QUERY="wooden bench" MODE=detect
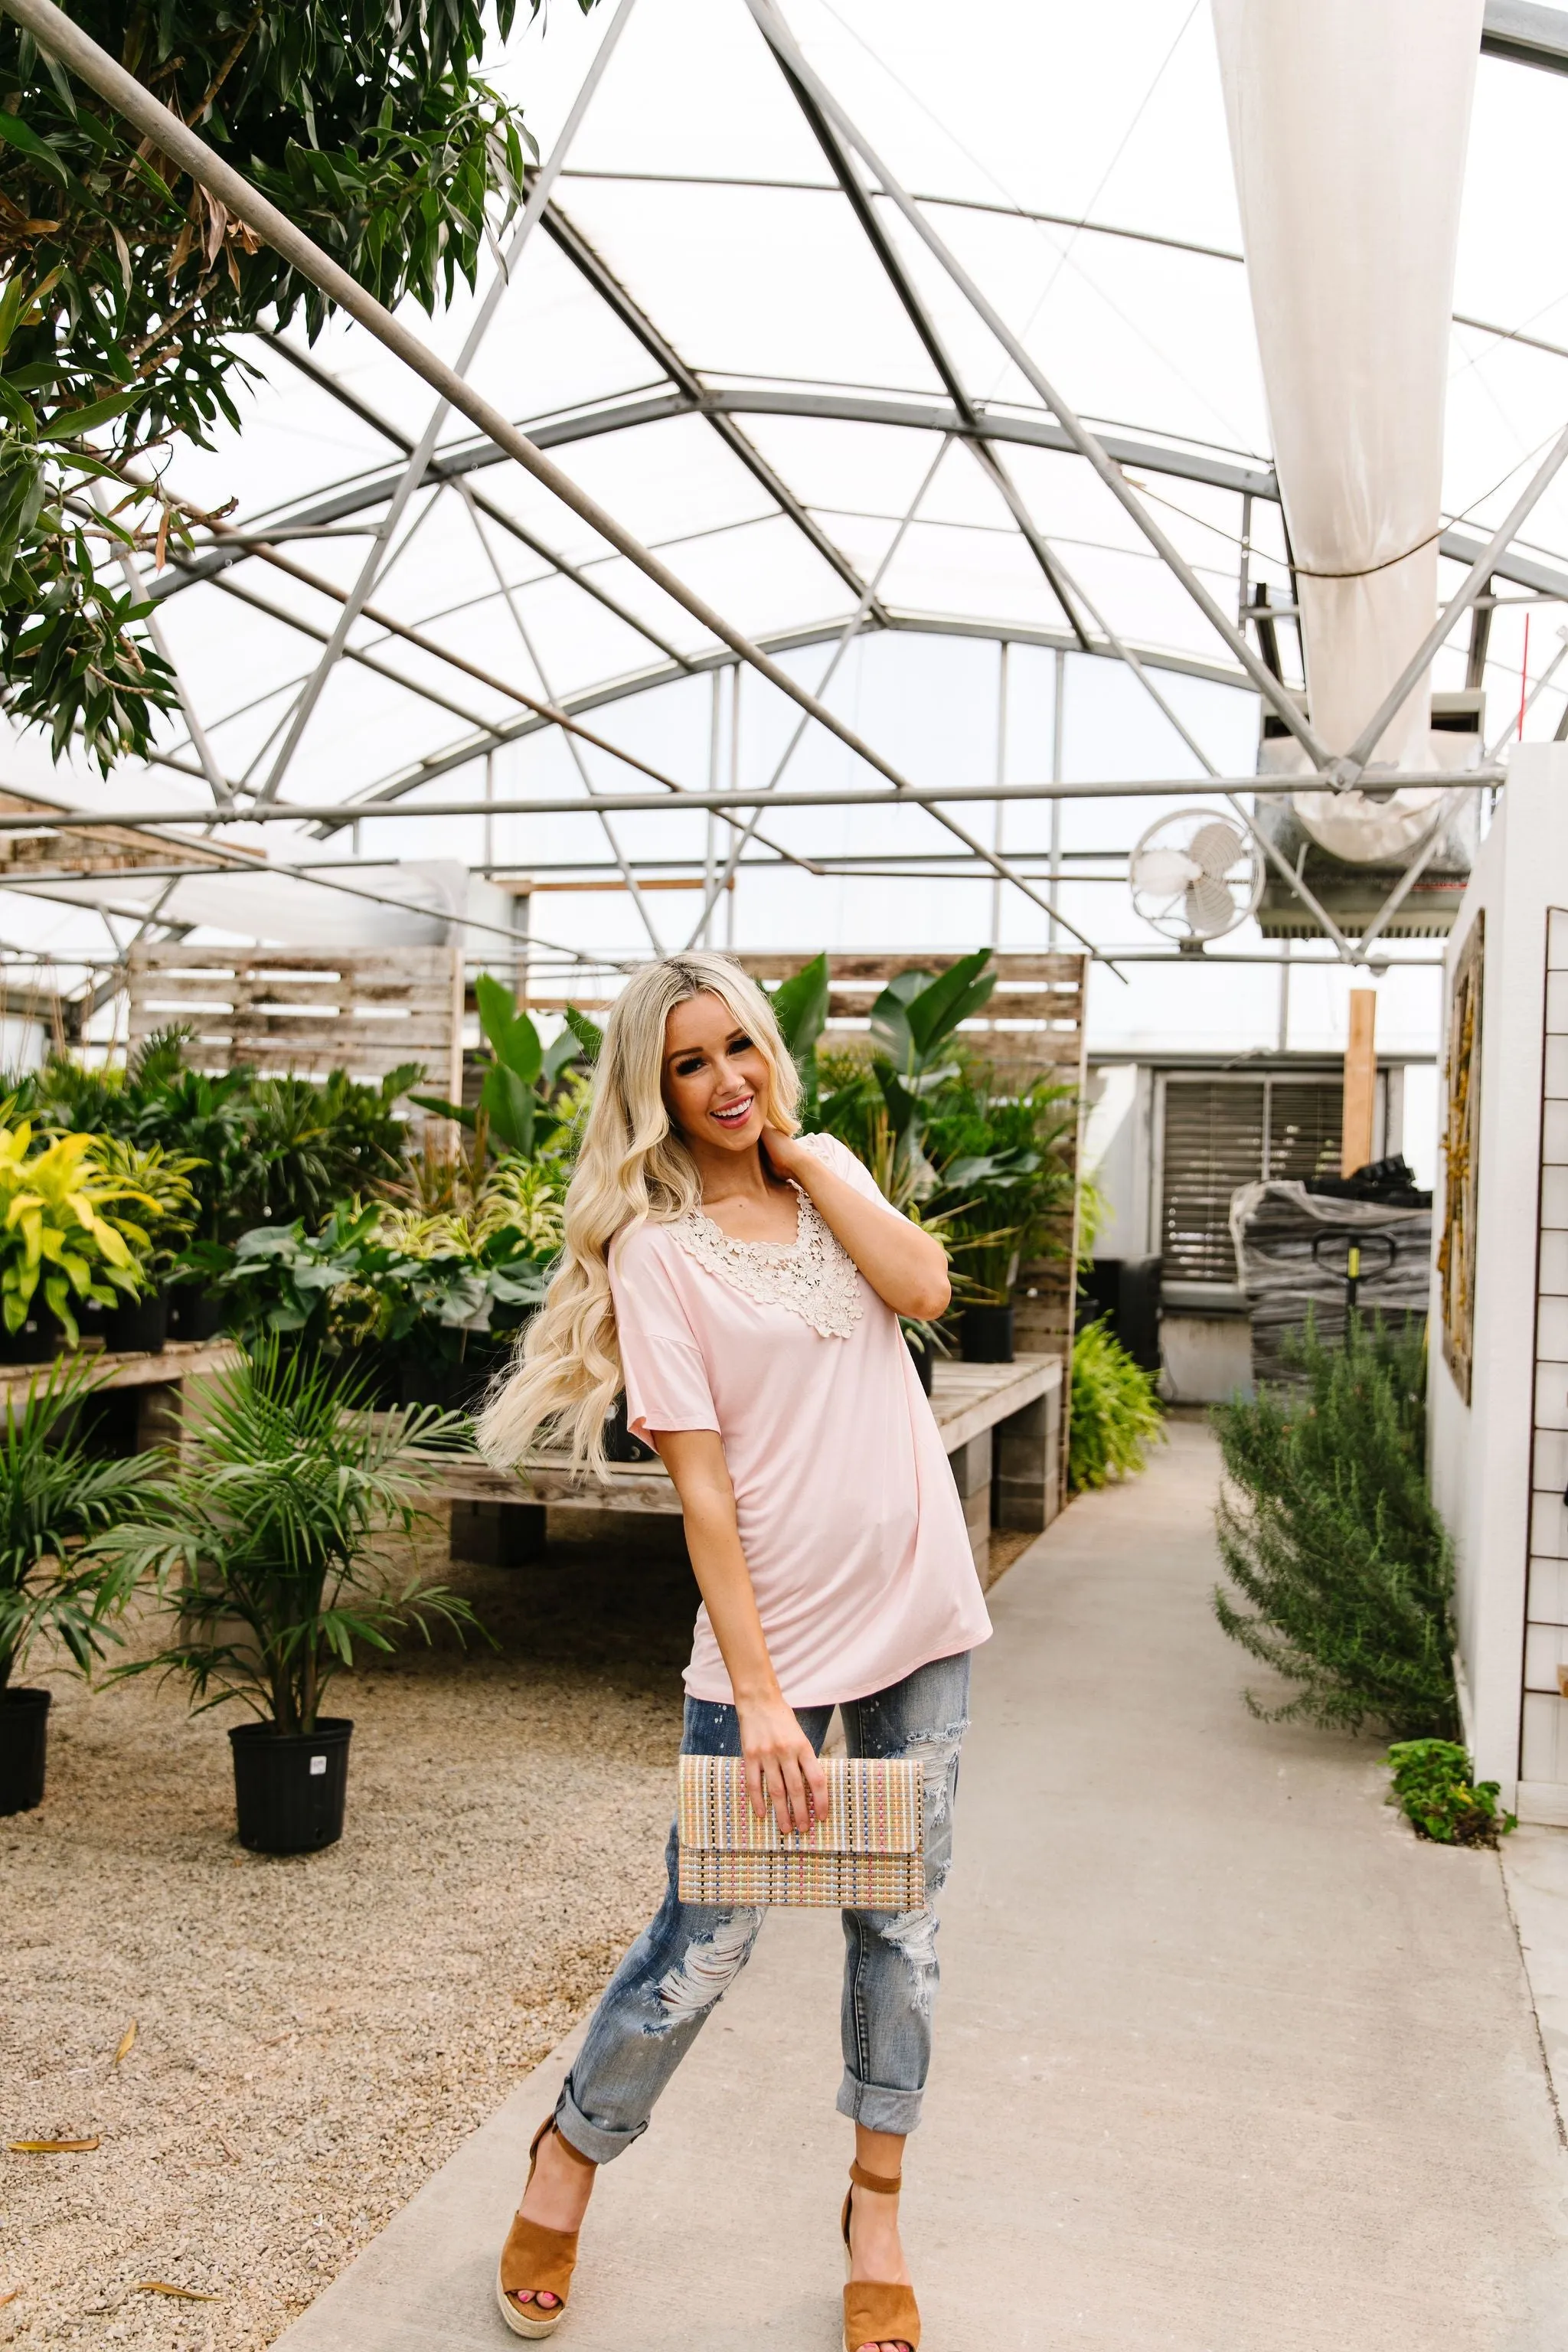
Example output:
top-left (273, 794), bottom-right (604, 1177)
top-left (445, 1354), bottom-right (1064, 1588)
top-left (0, 1338), bottom-right (242, 1449)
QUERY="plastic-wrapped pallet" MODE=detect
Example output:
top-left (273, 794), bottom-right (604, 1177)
top-left (1230, 1180), bottom-right (1432, 1388)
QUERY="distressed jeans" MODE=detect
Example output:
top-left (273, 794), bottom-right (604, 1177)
top-left (554, 1649), bottom-right (972, 2160)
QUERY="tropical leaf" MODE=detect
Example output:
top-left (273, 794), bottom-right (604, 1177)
top-left (769, 952), bottom-right (831, 1063)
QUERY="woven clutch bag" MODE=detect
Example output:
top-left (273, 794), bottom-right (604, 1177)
top-left (677, 1753), bottom-right (926, 1909)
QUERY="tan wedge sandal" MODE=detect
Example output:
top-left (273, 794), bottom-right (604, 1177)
top-left (495, 2116), bottom-right (594, 2339)
top-left (840, 2160), bottom-right (920, 2352)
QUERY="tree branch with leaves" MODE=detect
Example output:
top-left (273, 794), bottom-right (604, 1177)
top-left (0, 1), bottom-right (596, 770)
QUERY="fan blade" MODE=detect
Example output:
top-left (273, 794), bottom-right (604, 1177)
top-left (1186, 875), bottom-right (1238, 934)
top-left (1190, 820), bottom-right (1246, 879)
top-left (1132, 848), bottom-right (1202, 895)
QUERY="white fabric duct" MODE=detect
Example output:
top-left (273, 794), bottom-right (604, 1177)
top-left (1212, 0), bottom-right (1484, 861)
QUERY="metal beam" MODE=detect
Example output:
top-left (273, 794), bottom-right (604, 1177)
top-left (252, 0), bottom-right (642, 803)
top-left (767, 56), bottom-right (1093, 647)
top-left (148, 387), bottom-right (1284, 611)
top-left (151, 377), bottom-right (1568, 619)
top-left (1343, 423), bottom-right (1568, 769)
top-left (0, 773), bottom-right (1501, 832)
top-left (683, 433), bottom-right (952, 944)
top-left (189, 521), bottom-right (708, 796)
top-left (534, 190), bottom-right (889, 622)
top-left (745, 0), bottom-right (1335, 771)
top-left (254, 335), bottom-right (691, 667)
top-left (325, 610), bottom-right (1287, 822)
top-left (1481, 1), bottom-right (1568, 72)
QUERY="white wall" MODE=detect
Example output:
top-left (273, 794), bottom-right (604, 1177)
top-left (1429, 745), bottom-right (1568, 1815)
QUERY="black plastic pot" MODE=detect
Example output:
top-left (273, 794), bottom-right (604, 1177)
top-left (400, 1347), bottom-right (502, 1414)
top-left (325, 1347), bottom-right (404, 1410)
top-left (166, 1287), bottom-right (226, 1344)
top-left (907, 1338), bottom-right (934, 1395)
top-left (0, 1305), bottom-right (61, 1365)
top-left (960, 1304), bottom-right (1015, 1364)
top-left (229, 1717), bottom-right (352, 1854)
top-left (0, 1687), bottom-right (51, 1815)
top-left (103, 1289), bottom-right (168, 1355)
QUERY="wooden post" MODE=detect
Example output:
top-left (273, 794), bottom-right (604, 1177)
top-left (1341, 988), bottom-right (1378, 1176)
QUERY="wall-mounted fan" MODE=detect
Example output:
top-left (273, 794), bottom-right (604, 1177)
top-left (1129, 808), bottom-right (1263, 945)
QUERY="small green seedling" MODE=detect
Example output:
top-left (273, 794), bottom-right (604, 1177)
top-left (1386, 1739), bottom-right (1517, 1847)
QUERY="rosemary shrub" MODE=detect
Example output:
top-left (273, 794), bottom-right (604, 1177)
top-left (1210, 1318), bottom-right (1459, 1739)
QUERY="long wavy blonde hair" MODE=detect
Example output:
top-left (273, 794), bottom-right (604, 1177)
top-left (475, 952), bottom-right (801, 1477)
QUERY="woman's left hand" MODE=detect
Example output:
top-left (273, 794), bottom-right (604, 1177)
top-left (760, 1126), bottom-right (812, 1181)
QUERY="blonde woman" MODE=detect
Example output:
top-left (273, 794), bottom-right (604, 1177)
top-left (479, 952), bottom-right (991, 2352)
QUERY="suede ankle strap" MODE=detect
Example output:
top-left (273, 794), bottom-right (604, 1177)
top-left (848, 2160), bottom-right (902, 2195)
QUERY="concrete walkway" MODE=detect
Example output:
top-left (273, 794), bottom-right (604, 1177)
top-left (276, 1423), bottom-right (1568, 2352)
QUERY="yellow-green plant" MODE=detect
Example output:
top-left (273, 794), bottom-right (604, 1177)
top-left (1070, 1317), bottom-right (1165, 1491)
top-left (0, 1124), bottom-right (155, 1341)
top-left (90, 1138), bottom-right (202, 1277)
top-left (474, 1158), bottom-right (567, 1256)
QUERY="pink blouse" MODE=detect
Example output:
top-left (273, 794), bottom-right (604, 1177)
top-left (607, 1133), bottom-right (992, 1707)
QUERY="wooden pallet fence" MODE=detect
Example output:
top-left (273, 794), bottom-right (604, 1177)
top-left (126, 945), bottom-right (463, 1098)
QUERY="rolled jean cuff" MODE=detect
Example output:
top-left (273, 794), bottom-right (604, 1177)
top-left (835, 2070), bottom-right (925, 2136)
top-left (554, 2082), bottom-right (647, 2165)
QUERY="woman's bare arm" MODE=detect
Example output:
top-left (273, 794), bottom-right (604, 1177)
top-left (761, 1129), bottom-right (950, 1320)
top-left (652, 1426), bottom-right (830, 1834)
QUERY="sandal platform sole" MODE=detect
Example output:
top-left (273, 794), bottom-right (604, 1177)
top-left (495, 2267), bottom-right (567, 2339)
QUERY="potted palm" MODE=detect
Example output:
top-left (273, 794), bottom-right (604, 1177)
top-left (0, 1362), bottom-right (158, 1813)
top-left (102, 1342), bottom-right (485, 1853)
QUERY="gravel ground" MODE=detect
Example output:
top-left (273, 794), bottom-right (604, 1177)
top-left (3, 1513), bottom-right (1031, 2351)
top-left (0, 1518), bottom-right (697, 2352)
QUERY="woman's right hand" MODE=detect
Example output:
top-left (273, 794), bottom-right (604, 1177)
top-left (737, 1690), bottom-right (830, 1837)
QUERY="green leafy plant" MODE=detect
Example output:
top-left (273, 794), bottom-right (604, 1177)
top-left (1211, 1318), bottom-right (1459, 1739)
top-left (925, 1067), bottom-right (1076, 1306)
top-left (766, 951), bottom-right (830, 1119)
top-left (1386, 1739), bottom-right (1516, 1847)
top-left (0, 1120), bottom-right (154, 1340)
top-left (102, 1342), bottom-right (484, 1735)
top-left (222, 1179), bottom-right (553, 1367)
top-left (1069, 1318), bottom-right (1165, 1491)
top-left (15, 1037), bottom-right (418, 1244)
top-left (233, 1066), bottom-right (419, 1232)
top-left (810, 953), bottom-right (998, 1206)
top-left (0, 1358), bottom-right (160, 1688)
top-left (413, 973), bottom-right (583, 1157)
top-left (0, 1), bottom-right (604, 770)
top-left (90, 1136), bottom-right (200, 1276)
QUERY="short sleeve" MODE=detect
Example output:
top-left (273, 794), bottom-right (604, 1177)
top-left (797, 1131), bottom-right (908, 1219)
top-left (609, 1226), bottom-right (720, 1438)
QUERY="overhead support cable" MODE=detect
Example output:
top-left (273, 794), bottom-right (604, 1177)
top-left (534, 191), bottom-right (889, 622)
top-left (250, 0), bottom-right (643, 804)
top-left (766, 55), bottom-right (1093, 651)
top-left (743, 0), bottom-right (1336, 773)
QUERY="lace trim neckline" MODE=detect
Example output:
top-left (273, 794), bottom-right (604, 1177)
top-left (672, 1168), bottom-right (862, 1340)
